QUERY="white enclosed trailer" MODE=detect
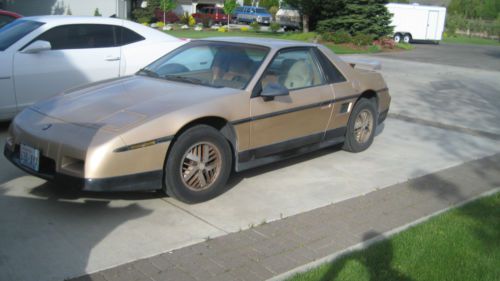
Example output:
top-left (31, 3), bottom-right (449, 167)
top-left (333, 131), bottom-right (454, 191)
top-left (386, 3), bottom-right (446, 43)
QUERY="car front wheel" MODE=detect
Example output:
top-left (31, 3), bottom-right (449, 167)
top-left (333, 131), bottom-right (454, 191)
top-left (393, 33), bottom-right (401, 43)
top-left (164, 125), bottom-right (232, 203)
top-left (343, 98), bottom-right (377, 153)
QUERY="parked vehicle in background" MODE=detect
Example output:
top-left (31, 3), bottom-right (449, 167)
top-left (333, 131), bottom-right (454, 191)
top-left (192, 6), bottom-right (228, 25)
top-left (386, 3), bottom-right (446, 43)
top-left (234, 6), bottom-right (272, 25)
top-left (0, 16), bottom-right (186, 121)
top-left (275, 5), bottom-right (300, 31)
top-left (0, 9), bottom-right (22, 28)
top-left (154, 9), bottom-right (180, 23)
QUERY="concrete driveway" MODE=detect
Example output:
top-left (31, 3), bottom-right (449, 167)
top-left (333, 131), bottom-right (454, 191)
top-left (1, 43), bottom-right (500, 281)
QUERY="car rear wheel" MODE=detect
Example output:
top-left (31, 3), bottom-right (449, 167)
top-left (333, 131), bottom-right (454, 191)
top-left (343, 98), bottom-right (377, 153)
top-left (164, 125), bottom-right (232, 204)
top-left (403, 33), bottom-right (411, 43)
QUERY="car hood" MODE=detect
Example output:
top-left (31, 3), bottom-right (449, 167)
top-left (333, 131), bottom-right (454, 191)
top-left (32, 75), bottom-right (239, 131)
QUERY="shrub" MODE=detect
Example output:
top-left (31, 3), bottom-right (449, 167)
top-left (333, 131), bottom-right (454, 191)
top-left (396, 43), bottom-right (414, 50)
top-left (352, 33), bottom-right (374, 46)
top-left (201, 17), bottom-right (212, 28)
top-left (322, 30), bottom-right (351, 44)
top-left (250, 21), bottom-right (261, 32)
top-left (240, 26), bottom-right (249, 32)
top-left (133, 8), bottom-right (152, 24)
top-left (180, 12), bottom-right (190, 24)
top-left (188, 15), bottom-right (196, 26)
top-left (156, 21), bottom-right (165, 28)
top-left (94, 8), bottom-right (102, 16)
top-left (218, 26), bottom-right (228, 32)
top-left (270, 22), bottom-right (280, 33)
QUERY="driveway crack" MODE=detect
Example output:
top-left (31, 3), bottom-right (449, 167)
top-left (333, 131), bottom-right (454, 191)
top-left (160, 198), bottom-right (229, 234)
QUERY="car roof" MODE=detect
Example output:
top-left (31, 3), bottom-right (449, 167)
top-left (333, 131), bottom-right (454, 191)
top-left (21, 15), bottom-right (125, 25)
top-left (200, 36), bottom-right (319, 49)
top-left (17, 15), bottom-right (181, 42)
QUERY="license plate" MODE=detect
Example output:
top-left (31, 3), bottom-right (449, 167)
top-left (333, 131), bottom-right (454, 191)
top-left (20, 144), bottom-right (40, 172)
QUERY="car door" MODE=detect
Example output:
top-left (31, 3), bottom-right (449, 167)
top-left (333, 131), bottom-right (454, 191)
top-left (248, 47), bottom-right (334, 156)
top-left (0, 50), bottom-right (16, 119)
top-left (13, 24), bottom-right (121, 110)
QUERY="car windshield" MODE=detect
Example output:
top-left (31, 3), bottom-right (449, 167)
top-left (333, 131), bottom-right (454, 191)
top-left (256, 8), bottom-right (268, 14)
top-left (138, 41), bottom-right (269, 90)
top-left (0, 19), bottom-right (44, 51)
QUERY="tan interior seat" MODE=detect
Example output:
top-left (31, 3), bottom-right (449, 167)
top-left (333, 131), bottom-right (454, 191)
top-left (283, 60), bottom-right (313, 89)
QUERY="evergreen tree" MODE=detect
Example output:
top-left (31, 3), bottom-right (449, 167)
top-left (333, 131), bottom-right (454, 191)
top-left (317, 0), bottom-right (393, 38)
top-left (284, 0), bottom-right (323, 32)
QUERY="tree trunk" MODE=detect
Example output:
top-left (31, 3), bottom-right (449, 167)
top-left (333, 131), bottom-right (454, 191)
top-left (302, 14), bottom-right (309, 33)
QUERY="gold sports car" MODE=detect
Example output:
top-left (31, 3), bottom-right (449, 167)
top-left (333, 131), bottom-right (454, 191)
top-left (4, 37), bottom-right (391, 203)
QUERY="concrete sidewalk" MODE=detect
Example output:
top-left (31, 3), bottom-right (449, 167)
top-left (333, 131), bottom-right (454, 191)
top-left (71, 153), bottom-right (500, 281)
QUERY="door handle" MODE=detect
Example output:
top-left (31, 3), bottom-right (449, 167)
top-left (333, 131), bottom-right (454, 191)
top-left (105, 56), bottom-right (120, 61)
top-left (320, 103), bottom-right (332, 110)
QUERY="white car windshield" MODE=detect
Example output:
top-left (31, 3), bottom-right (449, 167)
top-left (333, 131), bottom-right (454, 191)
top-left (0, 19), bottom-right (44, 51)
top-left (138, 41), bottom-right (269, 90)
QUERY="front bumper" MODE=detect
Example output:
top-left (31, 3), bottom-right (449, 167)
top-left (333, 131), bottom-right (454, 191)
top-left (4, 143), bottom-right (163, 192)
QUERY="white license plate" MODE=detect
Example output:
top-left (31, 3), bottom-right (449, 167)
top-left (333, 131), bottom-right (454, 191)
top-left (20, 144), bottom-right (40, 172)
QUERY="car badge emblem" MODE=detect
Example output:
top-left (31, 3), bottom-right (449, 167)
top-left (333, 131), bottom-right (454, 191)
top-left (42, 124), bottom-right (52, 131)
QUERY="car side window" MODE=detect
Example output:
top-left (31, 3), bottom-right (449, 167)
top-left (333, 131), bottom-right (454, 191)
top-left (314, 48), bottom-right (347, 84)
top-left (36, 24), bottom-right (117, 50)
top-left (261, 48), bottom-right (325, 91)
top-left (119, 26), bottom-right (145, 46)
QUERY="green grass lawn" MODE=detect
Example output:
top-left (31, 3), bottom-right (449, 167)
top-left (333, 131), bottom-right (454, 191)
top-left (165, 30), bottom-right (382, 54)
top-left (443, 35), bottom-right (500, 46)
top-left (288, 192), bottom-right (500, 281)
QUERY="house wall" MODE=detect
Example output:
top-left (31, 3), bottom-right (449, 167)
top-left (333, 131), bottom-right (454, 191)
top-left (2, 0), bottom-right (131, 18)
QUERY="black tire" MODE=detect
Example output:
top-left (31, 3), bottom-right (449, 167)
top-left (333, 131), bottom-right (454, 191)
top-left (343, 98), bottom-right (378, 153)
top-left (403, 33), bottom-right (411, 43)
top-left (393, 33), bottom-right (402, 43)
top-left (164, 125), bottom-right (232, 204)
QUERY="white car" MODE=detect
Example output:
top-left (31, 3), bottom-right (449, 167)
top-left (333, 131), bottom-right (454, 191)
top-left (0, 16), bottom-right (186, 121)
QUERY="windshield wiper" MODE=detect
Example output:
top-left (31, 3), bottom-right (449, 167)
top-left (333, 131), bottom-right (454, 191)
top-left (137, 68), bottom-right (159, 78)
top-left (163, 75), bottom-right (222, 88)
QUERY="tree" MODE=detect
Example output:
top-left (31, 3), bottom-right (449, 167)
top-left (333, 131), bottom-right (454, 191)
top-left (224, 0), bottom-right (238, 26)
top-left (159, 0), bottom-right (176, 23)
top-left (448, 0), bottom-right (499, 20)
top-left (317, 0), bottom-right (393, 39)
top-left (259, 0), bottom-right (280, 9)
top-left (284, 0), bottom-right (323, 32)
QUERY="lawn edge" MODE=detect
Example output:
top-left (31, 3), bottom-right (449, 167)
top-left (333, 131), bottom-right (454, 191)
top-left (267, 187), bottom-right (500, 281)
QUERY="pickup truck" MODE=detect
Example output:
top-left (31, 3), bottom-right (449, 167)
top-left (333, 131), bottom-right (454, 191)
top-left (192, 7), bottom-right (228, 25)
top-left (234, 6), bottom-right (272, 25)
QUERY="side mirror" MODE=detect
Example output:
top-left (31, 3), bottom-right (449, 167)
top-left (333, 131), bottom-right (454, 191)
top-left (261, 83), bottom-right (289, 101)
top-left (22, 40), bottom-right (52, 54)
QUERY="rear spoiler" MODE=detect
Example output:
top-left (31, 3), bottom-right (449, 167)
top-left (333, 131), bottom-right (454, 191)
top-left (342, 57), bottom-right (382, 71)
